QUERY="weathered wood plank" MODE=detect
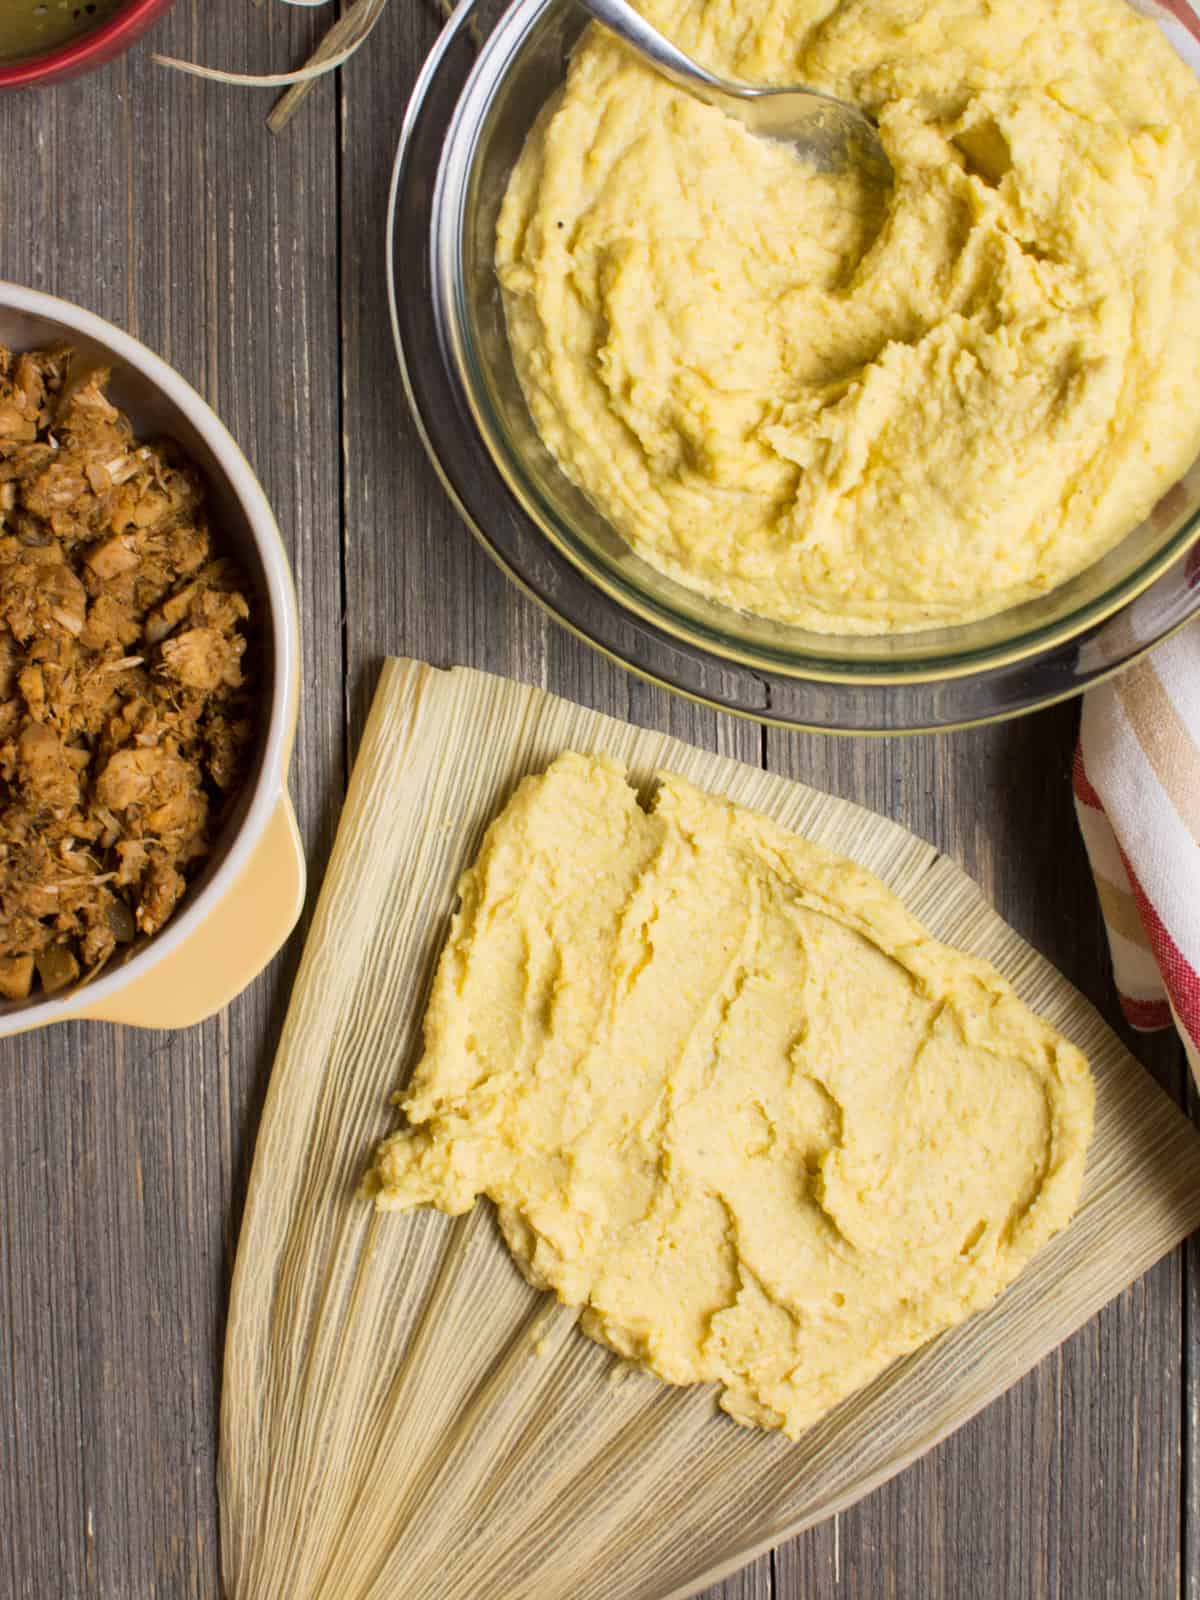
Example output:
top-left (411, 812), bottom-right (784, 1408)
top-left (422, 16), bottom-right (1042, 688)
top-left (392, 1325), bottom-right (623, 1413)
top-left (773, 1522), bottom-right (840, 1599)
top-left (0, 2), bottom-right (343, 1596)
top-left (699, 1557), bottom-right (775, 1600)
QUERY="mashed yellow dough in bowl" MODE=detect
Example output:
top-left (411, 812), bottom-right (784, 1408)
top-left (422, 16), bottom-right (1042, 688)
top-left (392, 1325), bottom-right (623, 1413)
top-left (495, 0), bottom-right (1200, 635)
top-left (369, 755), bottom-right (1095, 1437)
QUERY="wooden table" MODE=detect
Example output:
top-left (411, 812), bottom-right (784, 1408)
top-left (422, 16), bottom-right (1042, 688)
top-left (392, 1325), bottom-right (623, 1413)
top-left (0, 3), bottom-right (1192, 1596)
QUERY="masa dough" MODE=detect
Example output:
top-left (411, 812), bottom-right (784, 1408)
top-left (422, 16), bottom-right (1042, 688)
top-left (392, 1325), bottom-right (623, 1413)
top-left (496, 0), bottom-right (1200, 633)
top-left (369, 755), bottom-right (1094, 1436)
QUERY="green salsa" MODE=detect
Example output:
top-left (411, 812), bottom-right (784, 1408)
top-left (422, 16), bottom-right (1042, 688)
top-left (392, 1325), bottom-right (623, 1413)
top-left (0, 0), bottom-right (124, 60)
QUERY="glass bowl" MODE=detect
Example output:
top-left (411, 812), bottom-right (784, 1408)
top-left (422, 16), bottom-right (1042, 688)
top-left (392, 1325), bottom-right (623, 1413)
top-left (389, 0), bottom-right (1200, 732)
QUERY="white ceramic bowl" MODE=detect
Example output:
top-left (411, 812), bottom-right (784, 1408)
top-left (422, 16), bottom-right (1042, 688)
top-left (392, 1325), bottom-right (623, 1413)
top-left (0, 283), bottom-right (304, 1037)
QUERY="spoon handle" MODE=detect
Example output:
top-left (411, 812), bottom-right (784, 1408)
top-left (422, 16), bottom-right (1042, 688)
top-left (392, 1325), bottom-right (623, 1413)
top-left (573, 0), bottom-right (733, 101)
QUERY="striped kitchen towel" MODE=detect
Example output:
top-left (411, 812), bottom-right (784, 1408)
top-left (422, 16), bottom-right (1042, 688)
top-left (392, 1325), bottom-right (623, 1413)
top-left (1074, 621), bottom-right (1200, 1082)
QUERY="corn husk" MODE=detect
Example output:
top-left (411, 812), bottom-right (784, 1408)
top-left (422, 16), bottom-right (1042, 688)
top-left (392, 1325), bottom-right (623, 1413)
top-left (220, 657), bottom-right (1200, 1600)
top-left (153, 0), bottom-right (391, 132)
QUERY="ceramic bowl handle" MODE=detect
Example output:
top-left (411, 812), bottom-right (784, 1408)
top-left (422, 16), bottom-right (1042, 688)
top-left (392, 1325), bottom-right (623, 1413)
top-left (76, 795), bottom-right (306, 1030)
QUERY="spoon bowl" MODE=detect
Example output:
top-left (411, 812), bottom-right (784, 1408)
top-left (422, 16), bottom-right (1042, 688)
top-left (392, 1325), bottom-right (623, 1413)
top-left (575, 0), bottom-right (893, 180)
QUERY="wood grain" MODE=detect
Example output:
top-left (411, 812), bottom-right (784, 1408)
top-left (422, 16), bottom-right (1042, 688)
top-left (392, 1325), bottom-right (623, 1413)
top-left (0, 3), bottom-right (341, 1596)
top-left (0, 1), bottom-right (1191, 1597)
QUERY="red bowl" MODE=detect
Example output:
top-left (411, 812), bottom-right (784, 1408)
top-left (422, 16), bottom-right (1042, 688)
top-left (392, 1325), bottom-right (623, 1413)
top-left (0, 0), bottom-right (174, 88)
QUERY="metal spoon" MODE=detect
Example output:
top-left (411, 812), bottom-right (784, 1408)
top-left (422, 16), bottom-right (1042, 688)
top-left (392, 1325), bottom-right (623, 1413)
top-left (574, 0), bottom-right (892, 182)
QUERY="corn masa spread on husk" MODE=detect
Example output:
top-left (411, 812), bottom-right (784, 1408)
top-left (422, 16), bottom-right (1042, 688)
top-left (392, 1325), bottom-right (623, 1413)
top-left (369, 754), bottom-right (1095, 1437)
